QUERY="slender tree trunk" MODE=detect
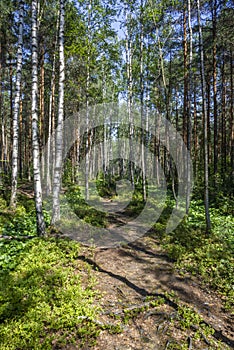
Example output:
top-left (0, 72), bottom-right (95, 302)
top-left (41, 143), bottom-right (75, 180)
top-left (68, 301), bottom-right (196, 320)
top-left (126, 9), bottom-right (134, 188)
top-left (221, 61), bottom-right (227, 176)
top-left (9, 50), bottom-right (13, 157)
top-left (85, 0), bottom-right (92, 201)
top-left (183, 2), bottom-right (188, 147)
top-left (140, 0), bottom-right (146, 201)
top-left (230, 49), bottom-right (234, 186)
top-left (32, 0), bottom-right (45, 235)
top-left (39, 42), bottom-right (45, 179)
top-left (10, 0), bottom-right (24, 208)
top-left (197, 0), bottom-right (211, 233)
top-left (52, 0), bottom-right (65, 224)
top-left (0, 32), bottom-right (5, 180)
top-left (27, 102), bottom-right (32, 181)
top-left (193, 86), bottom-right (198, 177)
top-left (186, 0), bottom-right (193, 214)
top-left (212, 0), bottom-right (218, 178)
top-left (46, 12), bottom-right (59, 195)
top-left (207, 78), bottom-right (211, 164)
top-left (19, 90), bottom-right (23, 179)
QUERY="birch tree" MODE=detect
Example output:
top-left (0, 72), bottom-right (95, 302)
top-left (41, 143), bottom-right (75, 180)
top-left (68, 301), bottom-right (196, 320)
top-left (10, 0), bottom-right (24, 207)
top-left (46, 11), bottom-right (59, 195)
top-left (52, 0), bottom-right (65, 224)
top-left (32, 0), bottom-right (46, 235)
top-left (125, 4), bottom-right (135, 188)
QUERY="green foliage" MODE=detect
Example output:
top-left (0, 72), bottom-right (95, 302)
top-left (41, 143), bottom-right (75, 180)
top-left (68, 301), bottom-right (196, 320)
top-left (96, 173), bottom-right (117, 199)
top-left (0, 240), bottom-right (29, 272)
top-left (1, 205), bottom-right (50, 237)
top-left (0, 194), bottom-right (51, 274)
top-left (0, 238), bottom-right (102, 349)
top-left (65, 185), bottom-right (107, 227)
top-left (162, 199), bottom-right (234, 311)
top-left (0, 197), bottom-right (7, 210)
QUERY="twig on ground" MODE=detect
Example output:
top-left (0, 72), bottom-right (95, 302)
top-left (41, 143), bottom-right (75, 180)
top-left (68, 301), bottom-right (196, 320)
top-left (0, 235), bottom-right (36, 240)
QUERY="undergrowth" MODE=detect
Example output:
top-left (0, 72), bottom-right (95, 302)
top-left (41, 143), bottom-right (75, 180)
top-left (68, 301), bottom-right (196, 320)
top-left (0, 238), bottom-right (102, 349)
top-left (157, 198), bottom-right (234, 311)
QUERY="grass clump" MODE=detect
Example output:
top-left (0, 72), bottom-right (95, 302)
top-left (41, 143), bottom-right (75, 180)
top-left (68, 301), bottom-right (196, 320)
top-left (0, 238), bottom-right (101, 349)
top-left (161, 199), bottom-right (234, 311)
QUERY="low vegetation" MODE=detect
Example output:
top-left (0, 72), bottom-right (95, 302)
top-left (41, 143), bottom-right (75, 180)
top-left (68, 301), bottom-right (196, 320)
top-left (155, 195), bottom-right (234, 311)
top-left (0, 184), bottom-right (233, 348)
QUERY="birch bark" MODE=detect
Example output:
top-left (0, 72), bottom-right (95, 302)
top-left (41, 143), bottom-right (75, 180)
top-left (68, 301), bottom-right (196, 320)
top-left (10, 0), bottom-right (24, 207)
top-left (32, 0), bottom-right (46, 235)
top-left (52, 0), bottom-right (65, 224)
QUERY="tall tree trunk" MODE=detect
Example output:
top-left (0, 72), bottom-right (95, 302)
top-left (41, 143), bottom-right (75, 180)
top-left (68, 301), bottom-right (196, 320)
top-left (212, 0), bottom-right (218, 178)
top-left (207, 77), bottom-right (211, 164)
top-left (10, 0), bottom-right (24, 208)
top-left (197, 0), bottom-right (211, 233)
top-left (221, 60), bottom-right (227, 177)
top-left (186, 0), bottom-right (193, 214)
top-left (183, 2), bottom-right (188, 147)
top-left (230, 49), bottom-right (234, 187)
top-left (0, 33), bottom-right (4, 180)
top-left (52, 0), bottom-right (65, 224)
top-left (32, 0), bottom-right (45, 235)
top-left (140, 0), bottom-right (146, 201)
top-left (46, 12), bottom-right (59, 195)
top-left (193, 85), bottom-right (198, 177)
top-left (19, 89), bottom-right (23, 179)
top-left (39, 42), bottom-right (45, 179)
top-left (126, 8), bottom-right (134, 188)
top-left (85, 0), bottom-right (92, 201)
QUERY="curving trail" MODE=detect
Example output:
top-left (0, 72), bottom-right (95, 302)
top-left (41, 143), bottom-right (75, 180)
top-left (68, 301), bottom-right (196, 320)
top-left (78, 235), bottom-right (234, 350)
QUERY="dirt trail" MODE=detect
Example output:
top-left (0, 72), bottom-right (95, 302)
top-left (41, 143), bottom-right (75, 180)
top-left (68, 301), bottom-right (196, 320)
top-left (79, 235), bottom-right (234, 349)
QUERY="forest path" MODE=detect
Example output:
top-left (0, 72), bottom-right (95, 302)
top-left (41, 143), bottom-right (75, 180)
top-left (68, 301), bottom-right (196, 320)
top-left (78, 234), bottom-right (234, 349)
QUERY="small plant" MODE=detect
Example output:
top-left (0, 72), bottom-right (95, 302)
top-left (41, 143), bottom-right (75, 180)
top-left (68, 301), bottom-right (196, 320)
top-left (0, 238), bottom-right (102, 349)
top-left (161, 199), bottom-right (234, 311)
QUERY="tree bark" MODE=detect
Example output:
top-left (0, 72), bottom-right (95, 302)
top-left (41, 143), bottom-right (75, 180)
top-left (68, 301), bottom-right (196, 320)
top-left (46, 11), bottom-right (59, 195)
top-left (212, 0), bottom-right (218, 178)
top-left (52, 0), bottom-right (65, 224)
top-left (183, 2), bottom-right (188, 147)
top-left (140, 0), bottom-right (146, 201)
top-left (32, 0), bottom-right (46, 235)
top-left (186, 0), bottom-right (193, 214)
top-left (197, 0), bottom-right (211, 233)
top-left (10, 0), bottom-right (24, 208)
top-left (230, 49), bottom-right (234, 187)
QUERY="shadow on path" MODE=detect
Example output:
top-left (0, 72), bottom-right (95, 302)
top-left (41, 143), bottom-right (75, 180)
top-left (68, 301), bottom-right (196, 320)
top-left (77, 254), bottom-right (234, 348)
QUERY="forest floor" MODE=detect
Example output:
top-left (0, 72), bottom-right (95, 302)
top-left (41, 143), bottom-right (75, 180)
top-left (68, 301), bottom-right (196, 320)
top-left (75, 204), bottom-right (234, 350)
top-left (2, 185), bottom-right (233, 349)
top-left (78, 236), bottom-right (234, 350)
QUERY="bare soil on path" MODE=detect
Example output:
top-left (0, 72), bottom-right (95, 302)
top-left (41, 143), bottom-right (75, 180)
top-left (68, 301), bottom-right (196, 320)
top-left (78, 235), bottom-right (234, 350)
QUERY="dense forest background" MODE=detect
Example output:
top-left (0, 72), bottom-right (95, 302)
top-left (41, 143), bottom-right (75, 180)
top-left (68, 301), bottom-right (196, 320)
top-left (0, 0), bottom-right (233, 349)
top-left (0, 0), bottom-right (233, 229)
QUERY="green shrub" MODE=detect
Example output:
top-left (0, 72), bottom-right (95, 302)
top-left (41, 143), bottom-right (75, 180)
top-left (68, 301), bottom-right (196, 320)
top-left (162, 200), bottom-right (234, 310)
top-left (0, 238), bottom-right (101, 349)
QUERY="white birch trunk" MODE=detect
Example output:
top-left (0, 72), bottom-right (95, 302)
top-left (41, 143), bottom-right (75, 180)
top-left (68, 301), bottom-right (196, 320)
top-left (52, 0), bottom-right (65, 224)
top-left (32, 0), bottom-right (45, 235)
top-left (10, 0), bottom-right (24, 207)
top-left (140, 1), bottom-right (146, 201)
top-left (46, 11), bottom-right (59, 195)
top-left (126, 10), bottom-right (134, 188)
